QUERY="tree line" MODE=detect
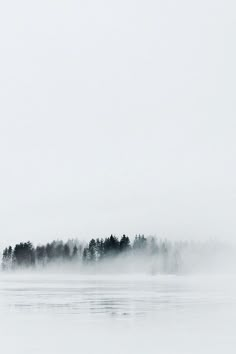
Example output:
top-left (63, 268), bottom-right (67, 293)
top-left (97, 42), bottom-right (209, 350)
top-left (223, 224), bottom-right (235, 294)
top-left (1, 239), bottom-right (81, 270)
top-left (2, 235), bottom-right (178, 270)
top-left (2, 235), bottom-right (223, 273)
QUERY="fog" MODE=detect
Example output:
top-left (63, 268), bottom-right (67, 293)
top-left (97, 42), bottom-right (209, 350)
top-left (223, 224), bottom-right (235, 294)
top-left (2, 236), bottom-right (236, 275)
top-left (0, 0), bottom-right (235, 352)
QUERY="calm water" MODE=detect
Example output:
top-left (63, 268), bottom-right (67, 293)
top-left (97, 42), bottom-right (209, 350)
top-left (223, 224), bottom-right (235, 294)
top-left (1, 273), bottom-right (236, 353)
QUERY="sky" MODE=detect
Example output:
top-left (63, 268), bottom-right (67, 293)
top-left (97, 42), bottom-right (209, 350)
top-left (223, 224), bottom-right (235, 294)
top-left (0, 0), bottom-right (235, 248)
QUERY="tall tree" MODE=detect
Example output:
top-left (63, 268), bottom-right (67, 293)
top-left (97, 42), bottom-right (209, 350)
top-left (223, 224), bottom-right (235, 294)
top-left (120, 235), bottom-right (131, 252)
top-left (88, 239), bottom-right (96, 261)
top-left (63, 244), bottom-right (70, 260)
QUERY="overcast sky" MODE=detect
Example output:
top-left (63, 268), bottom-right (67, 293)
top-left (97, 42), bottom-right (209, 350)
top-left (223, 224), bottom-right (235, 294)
top-left (0, 0), bottom-right (235, 248)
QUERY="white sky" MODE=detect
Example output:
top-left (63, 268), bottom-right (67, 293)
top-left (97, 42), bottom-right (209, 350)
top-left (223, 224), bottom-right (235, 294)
top-left (0, 0), bottom-right (235, 248)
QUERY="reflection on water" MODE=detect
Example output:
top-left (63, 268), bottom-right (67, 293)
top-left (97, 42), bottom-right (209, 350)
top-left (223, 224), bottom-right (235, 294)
top-left (0, 274), bottom-right (235, 319)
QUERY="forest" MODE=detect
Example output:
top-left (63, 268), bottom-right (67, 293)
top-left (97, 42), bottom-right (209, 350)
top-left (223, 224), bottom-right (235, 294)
top-left (1, 235), bottom-right (227, 273)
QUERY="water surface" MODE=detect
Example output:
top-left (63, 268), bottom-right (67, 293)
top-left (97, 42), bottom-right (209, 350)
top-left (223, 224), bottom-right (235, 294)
top-left (0, 273), bottom-right (235, 353)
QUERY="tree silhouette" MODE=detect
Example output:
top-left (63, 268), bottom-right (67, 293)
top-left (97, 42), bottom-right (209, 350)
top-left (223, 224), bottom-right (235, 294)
top-left (2, 246), bottom-right (12, 270)
top-left (63, 244), bottom-right (70, 260)
top-left (133, 235), bottom-right (147, 252)
top-left (88, 239), bottom-right (96, 261)
top-left (13, 242), bottom-right (35, 267)
top-left (104, 235), bottom-right (120, 256)
top-left (120, 235), bottom-right (131, 252)
top-left (72, 245), bottom-right (78, 259)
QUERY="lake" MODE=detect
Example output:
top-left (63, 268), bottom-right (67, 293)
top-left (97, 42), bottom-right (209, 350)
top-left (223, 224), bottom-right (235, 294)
top-left (0, 273), bottom-right (236, 353)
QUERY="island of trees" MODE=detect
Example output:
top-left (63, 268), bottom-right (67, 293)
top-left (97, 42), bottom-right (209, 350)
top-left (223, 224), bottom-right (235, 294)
top-left (1, 235), bottom-right (227, 273)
